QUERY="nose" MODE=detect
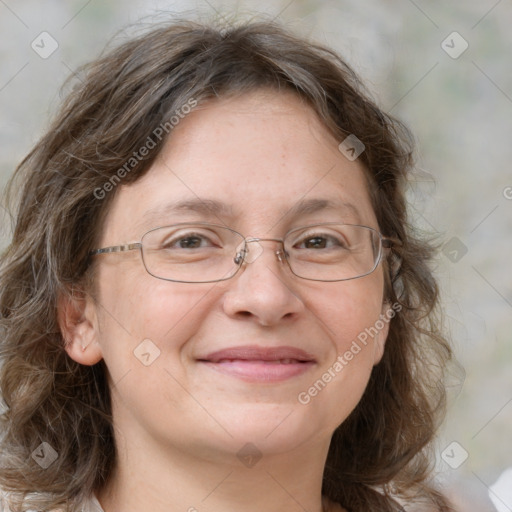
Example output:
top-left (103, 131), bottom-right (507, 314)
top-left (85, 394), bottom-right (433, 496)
top-left (222, 238), bottom-right (305, 326)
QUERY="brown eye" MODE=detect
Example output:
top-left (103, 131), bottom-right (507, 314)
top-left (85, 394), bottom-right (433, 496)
top-left (160, 229), bottom-right (221, 250)
top-left (294, 234), bottom-right (346, 250)
top-left (303, 236), bottom-right (327, 249)
top-left (173, 236), bottom-right (206, 249)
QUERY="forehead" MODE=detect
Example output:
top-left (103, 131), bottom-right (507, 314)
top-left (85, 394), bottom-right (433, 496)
top-left (100, 91), bottom-right (377, 241)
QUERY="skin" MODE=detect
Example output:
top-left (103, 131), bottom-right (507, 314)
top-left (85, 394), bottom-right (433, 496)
top-left (60, 90), bottom-right (389, 512)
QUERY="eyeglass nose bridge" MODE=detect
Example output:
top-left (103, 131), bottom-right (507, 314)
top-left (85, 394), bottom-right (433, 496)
top-left (234, 237), bottom-right (287, 266)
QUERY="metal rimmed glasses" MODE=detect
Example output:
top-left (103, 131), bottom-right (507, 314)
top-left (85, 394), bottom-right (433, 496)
top-left (89, 222), bottom-right (394, 283)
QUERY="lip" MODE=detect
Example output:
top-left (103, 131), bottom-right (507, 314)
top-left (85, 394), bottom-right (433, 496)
top-left (197, 345), bottom-right (316, 383)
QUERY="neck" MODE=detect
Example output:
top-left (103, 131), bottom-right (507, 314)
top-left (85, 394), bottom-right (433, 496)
top-left (96, 427), bottom-right (333, 512)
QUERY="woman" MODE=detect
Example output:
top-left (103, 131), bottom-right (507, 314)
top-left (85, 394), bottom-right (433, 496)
top-left (0, 18), bottom-right (453, 512)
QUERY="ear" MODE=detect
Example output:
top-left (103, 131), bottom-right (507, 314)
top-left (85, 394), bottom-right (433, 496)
top-left (57, 286), bottom-right (103, 366)
top-left (372, 302), bottom-right (393, 365)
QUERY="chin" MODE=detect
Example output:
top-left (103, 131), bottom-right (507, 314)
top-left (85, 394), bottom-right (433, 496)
top-left (204, 402), bottom-right (327, 455)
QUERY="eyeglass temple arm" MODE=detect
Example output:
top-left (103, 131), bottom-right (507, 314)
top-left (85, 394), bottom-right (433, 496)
top-left (382, 236), bottom-right (402, 250)
top-left (89, 243), bottom-right (142, 256)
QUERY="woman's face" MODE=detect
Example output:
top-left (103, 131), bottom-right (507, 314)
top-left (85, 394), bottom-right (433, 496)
top-left (67, 90), bottom-right (389, 460)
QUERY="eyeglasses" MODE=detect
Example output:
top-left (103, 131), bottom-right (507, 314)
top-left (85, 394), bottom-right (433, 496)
top-left (89, 222), bottom-right (394, 283)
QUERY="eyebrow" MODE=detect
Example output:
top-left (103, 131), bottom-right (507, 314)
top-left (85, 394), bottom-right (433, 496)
top-left (137, 197), bottom-right (362, 231)
top-left (137, 199), bottom-right (234, 230)
top-left (285, 198), bottom-right (362, 221)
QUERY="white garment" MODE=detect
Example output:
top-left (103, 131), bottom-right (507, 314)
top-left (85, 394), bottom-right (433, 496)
top-left (489, 467), bottom-right (512, 512)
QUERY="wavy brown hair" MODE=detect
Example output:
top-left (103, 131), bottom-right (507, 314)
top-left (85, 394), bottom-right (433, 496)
top-left (0, 17), bottom-right (454, 512)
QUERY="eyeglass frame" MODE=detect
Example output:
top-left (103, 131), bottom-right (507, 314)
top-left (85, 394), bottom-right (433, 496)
top-left (88, 222), bottom-right (397, 283)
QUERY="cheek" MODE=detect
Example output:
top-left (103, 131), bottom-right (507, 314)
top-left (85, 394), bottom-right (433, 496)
top-left (317, 271), bottom-right (385, 349)
top-left (303, 273), bottom-right (385, 422)
top-left (95, 269), bottom-right (217, 373)
top-left (332, 299), bottom-right (384, 356)
top-left (136, 284), bottom-right (219, 354)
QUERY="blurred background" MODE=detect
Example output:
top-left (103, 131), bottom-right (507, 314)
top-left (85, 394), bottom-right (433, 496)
top-left (0, 1), bottom-right (511, 510)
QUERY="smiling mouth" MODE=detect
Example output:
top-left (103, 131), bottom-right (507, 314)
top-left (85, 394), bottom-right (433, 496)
top-left (198, 346), bottom-right (316, 382)
top-left (215, 358), bottom-right (308, 364)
